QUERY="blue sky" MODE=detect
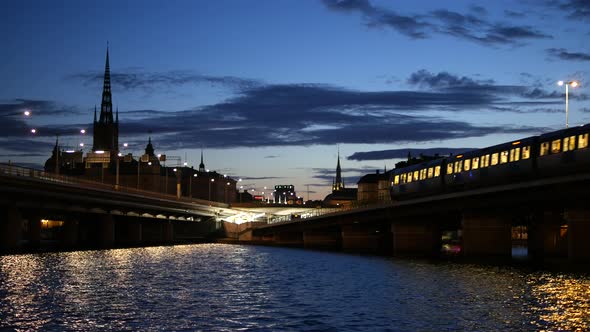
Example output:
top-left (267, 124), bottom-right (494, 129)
top-left (1, 0), bottom-right (589, 200)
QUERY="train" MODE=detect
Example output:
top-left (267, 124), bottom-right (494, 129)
top-left (390, 123), bottom-right (590, 200)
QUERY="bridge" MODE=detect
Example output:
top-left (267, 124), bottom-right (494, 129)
top-left (0, 163), bottom-right (280, 251)
top-left (236, 172), bottom-right (590, 263)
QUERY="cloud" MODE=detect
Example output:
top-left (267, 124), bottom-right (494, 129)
top-left (546, 48), bottom-right (590, 61)
top-left (558, 0), bottom-right (590, 20)
top-left (321, 1), bottom-right (551, 46)
top-left (68, 69), bottom-right (261, 93)
top-left (0, 99), bottom-right (83, 117)
top-left (347, 148), bottom-right (474, 161)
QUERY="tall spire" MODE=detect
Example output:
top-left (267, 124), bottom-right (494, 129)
top-left (92, 44), bottom-right (119, 153)
top-left (333, 146), bottom-right (344, 192)
top-left (100, 44), bottom-right (113, 124)
top-left (199, 147), bottom-right (206, 172)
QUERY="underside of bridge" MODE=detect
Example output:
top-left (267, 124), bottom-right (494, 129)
top-left (0, 204), bottom-right (219, 252)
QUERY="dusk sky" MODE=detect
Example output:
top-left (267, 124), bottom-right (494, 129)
top-left (1, 0), bottom-right (589, 200)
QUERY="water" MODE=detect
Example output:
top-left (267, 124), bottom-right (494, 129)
top-left (1, 244), bottom-right (589, 331)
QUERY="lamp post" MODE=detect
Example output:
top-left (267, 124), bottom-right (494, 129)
top-left (558, 80), bottom-right (580, 128)
top-left (209, 178), bottom-right (215, 201)
top-left (190, 173), bottom-right (197, 198)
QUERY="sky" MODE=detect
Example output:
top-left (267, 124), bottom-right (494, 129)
top-left (1, 0), bottom-right (589, 200)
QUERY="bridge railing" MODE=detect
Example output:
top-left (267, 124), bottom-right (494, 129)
top-left (265, 201), bottom-right (395, 224)
top-left (0, 163), bottom-right (228, 208)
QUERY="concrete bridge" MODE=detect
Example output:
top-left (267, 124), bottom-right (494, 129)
top-left (0, 163), bottom-right (265, 251)
top-left (239, 173), bottom-right (590, 263)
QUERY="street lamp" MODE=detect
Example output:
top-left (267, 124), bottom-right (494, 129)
top-left (209, 178), bottom-right (215, 201)
top-left (558, 80), bottom-right (580, 128)
top-left (190, 173), bottom-right (197, 198)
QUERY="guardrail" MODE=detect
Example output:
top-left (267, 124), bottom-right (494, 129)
top-left (0, 162), bottom-right (228, 208)
top-left (266, 201), bottom-right (395, 224)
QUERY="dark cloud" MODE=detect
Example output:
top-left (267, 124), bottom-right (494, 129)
top-left (348, 148), bottom-right (474, 161)
top-left (2, 70), bottom-right (560, 154)
top-left (0, 99), bottom-right (82, 117)
top-left (504, 10), bottom-right (525, 18)
top-left (406, 70), bottom-right (559, 100)
top-left (558, 0), bottom-right (590, 20)
top-left (546, 48), bottom-right (590, 61)
top-left (322, 1), bottom-right (552, 46)
top-left (68, 69), bottom-right (261, 93)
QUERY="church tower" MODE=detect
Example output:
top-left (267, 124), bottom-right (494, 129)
top-left (92, 45), bottom-right (119, 155)
top-left (332, 148), bottom-right (345, 192)
top-left (198, 148), bottom-right (206, 172)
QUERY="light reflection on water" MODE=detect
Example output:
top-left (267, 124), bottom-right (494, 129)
top-left (0, 244), bottom-right (589, 331)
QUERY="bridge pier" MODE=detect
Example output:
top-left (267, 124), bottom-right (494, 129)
top-left (274, 231), bottom-right (303, 247)
top-left (26, 212), bottom-right (42, 248)
top-left (391, 220), bottom-right (440, 256)
top-left (62, 218), bottom-right (79, 247)
top-left (98, 214), bottom-right (115, 248)
top-left (116, 218), bottom-right (143, 245)
top-left (162, 221), bottom-right (174, 243)
top-left (565, 209), bottom-right (590, 262)
top-left (528, 211), bottom-right (567, 261)
top-left (342, 223), bottom-right (390, 254)
top-left (0, 205), bottom-right (22, 251)
top-left (303, 228), bottom-right (341, 249)
top-left (461, 212), bottom-right (511, 257)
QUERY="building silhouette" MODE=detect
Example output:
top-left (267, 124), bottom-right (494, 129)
top-left (323, 149), bottom-right (357, 207)
top-left (43, 47), bottom-right (236, 203)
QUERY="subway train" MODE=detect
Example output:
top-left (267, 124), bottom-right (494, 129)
top-left (390, 123), bottom-right (590, 200)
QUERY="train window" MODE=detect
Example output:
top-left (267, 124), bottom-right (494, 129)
top-left (464, 159), bottom-right (471, 171)
top-left (472, 157), bottom-right (479, 170)
top-left (481, 154), bottom-right (490, 168)
top-left (407, 173), bottom-right (412, 183)
top-left (419, 169), bottom-right (427, 180)
top-left (454, 161), bottom-right (463, 173)
top-left (551, 139), bottom-right (561, 154)
top-left (400, 173), bottom-right (406, 184)
top-left (427, 167), bottom-right (433, 178)
top-left (500, 151), bottom-right (508, 164)
top-left (434, 166), bottom-right (441, 177)
top-left (447, 163), bottom-right (453, 174)
top-left (491, 153), bottom-right (499, 166)
top-left (413, 171), bottom-right (419, 181)
top-left (510, 148), bottom-right (520, 162)
top-left (563, 136), bottom-right (576, 152)
top-left (540, 142), bottom-right (549, 156)
top-left (394, 175), bottom-right (399, 185)
top-left (578, 134), bottom-right (588, 149)
top-left (522, 146), bottom-right (530, 159)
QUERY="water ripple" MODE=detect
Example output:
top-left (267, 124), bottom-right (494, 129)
top-left (1, 245), bottom-right (589, 331)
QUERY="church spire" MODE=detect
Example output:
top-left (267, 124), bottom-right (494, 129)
top-left (199, 148), bottom-right (206, 172)
top-left (92, 45), bottom-right (119, 153)
top-left (333, 146), bottom-right (344, 192)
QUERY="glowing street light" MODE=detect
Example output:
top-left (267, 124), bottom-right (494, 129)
top-left (30, 128), bottom-right (36, 134)
top-left (80, 129), bottom-right (86, 134)
top-left (209, 178), bottom-right (215, 201)
top-left (23, 110), bottom-right (31, 117)
top-left (558, 80), bottom-right (580, 128)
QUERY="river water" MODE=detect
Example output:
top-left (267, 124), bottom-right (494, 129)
top-left (1, 244), bottom-right (589, 331)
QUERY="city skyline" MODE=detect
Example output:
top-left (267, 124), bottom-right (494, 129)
top-left (1, 0), bottom-right (589, 199)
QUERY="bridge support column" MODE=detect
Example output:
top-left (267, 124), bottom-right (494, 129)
top-left (162, 221), bottom-right (174, 243)
top-left (303, 229), bottom-right (341, 249)
top-left (0, 205), bottom-right (22, 251)
top-left (565, 209), bottom-right (590, 262)
top-left (342, 223), bottom-right (390, 254)
top-left (62, 218), bottom-right (79, 247)
top-left (274, 231), bottom-right (303, 247)
top-left (462, 213), bottom-right (511, 257)
top-left (528, 211), bottom-right (567, 261)
top-left (391, 221), bottom-right (440, 256)
top-left (98, 214), bottom-right (115, 248)
top-left (26, 213), bottom-right (42, 248)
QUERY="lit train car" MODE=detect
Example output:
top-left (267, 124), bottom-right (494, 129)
top-left (536, 124), bottom-right (590, 177)
top-left (390, 158), bottom-right (445, 199)
top-left (390, 124), bottom-right (590, 201)
top-left (443, 136), bottom-right (537, 191)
